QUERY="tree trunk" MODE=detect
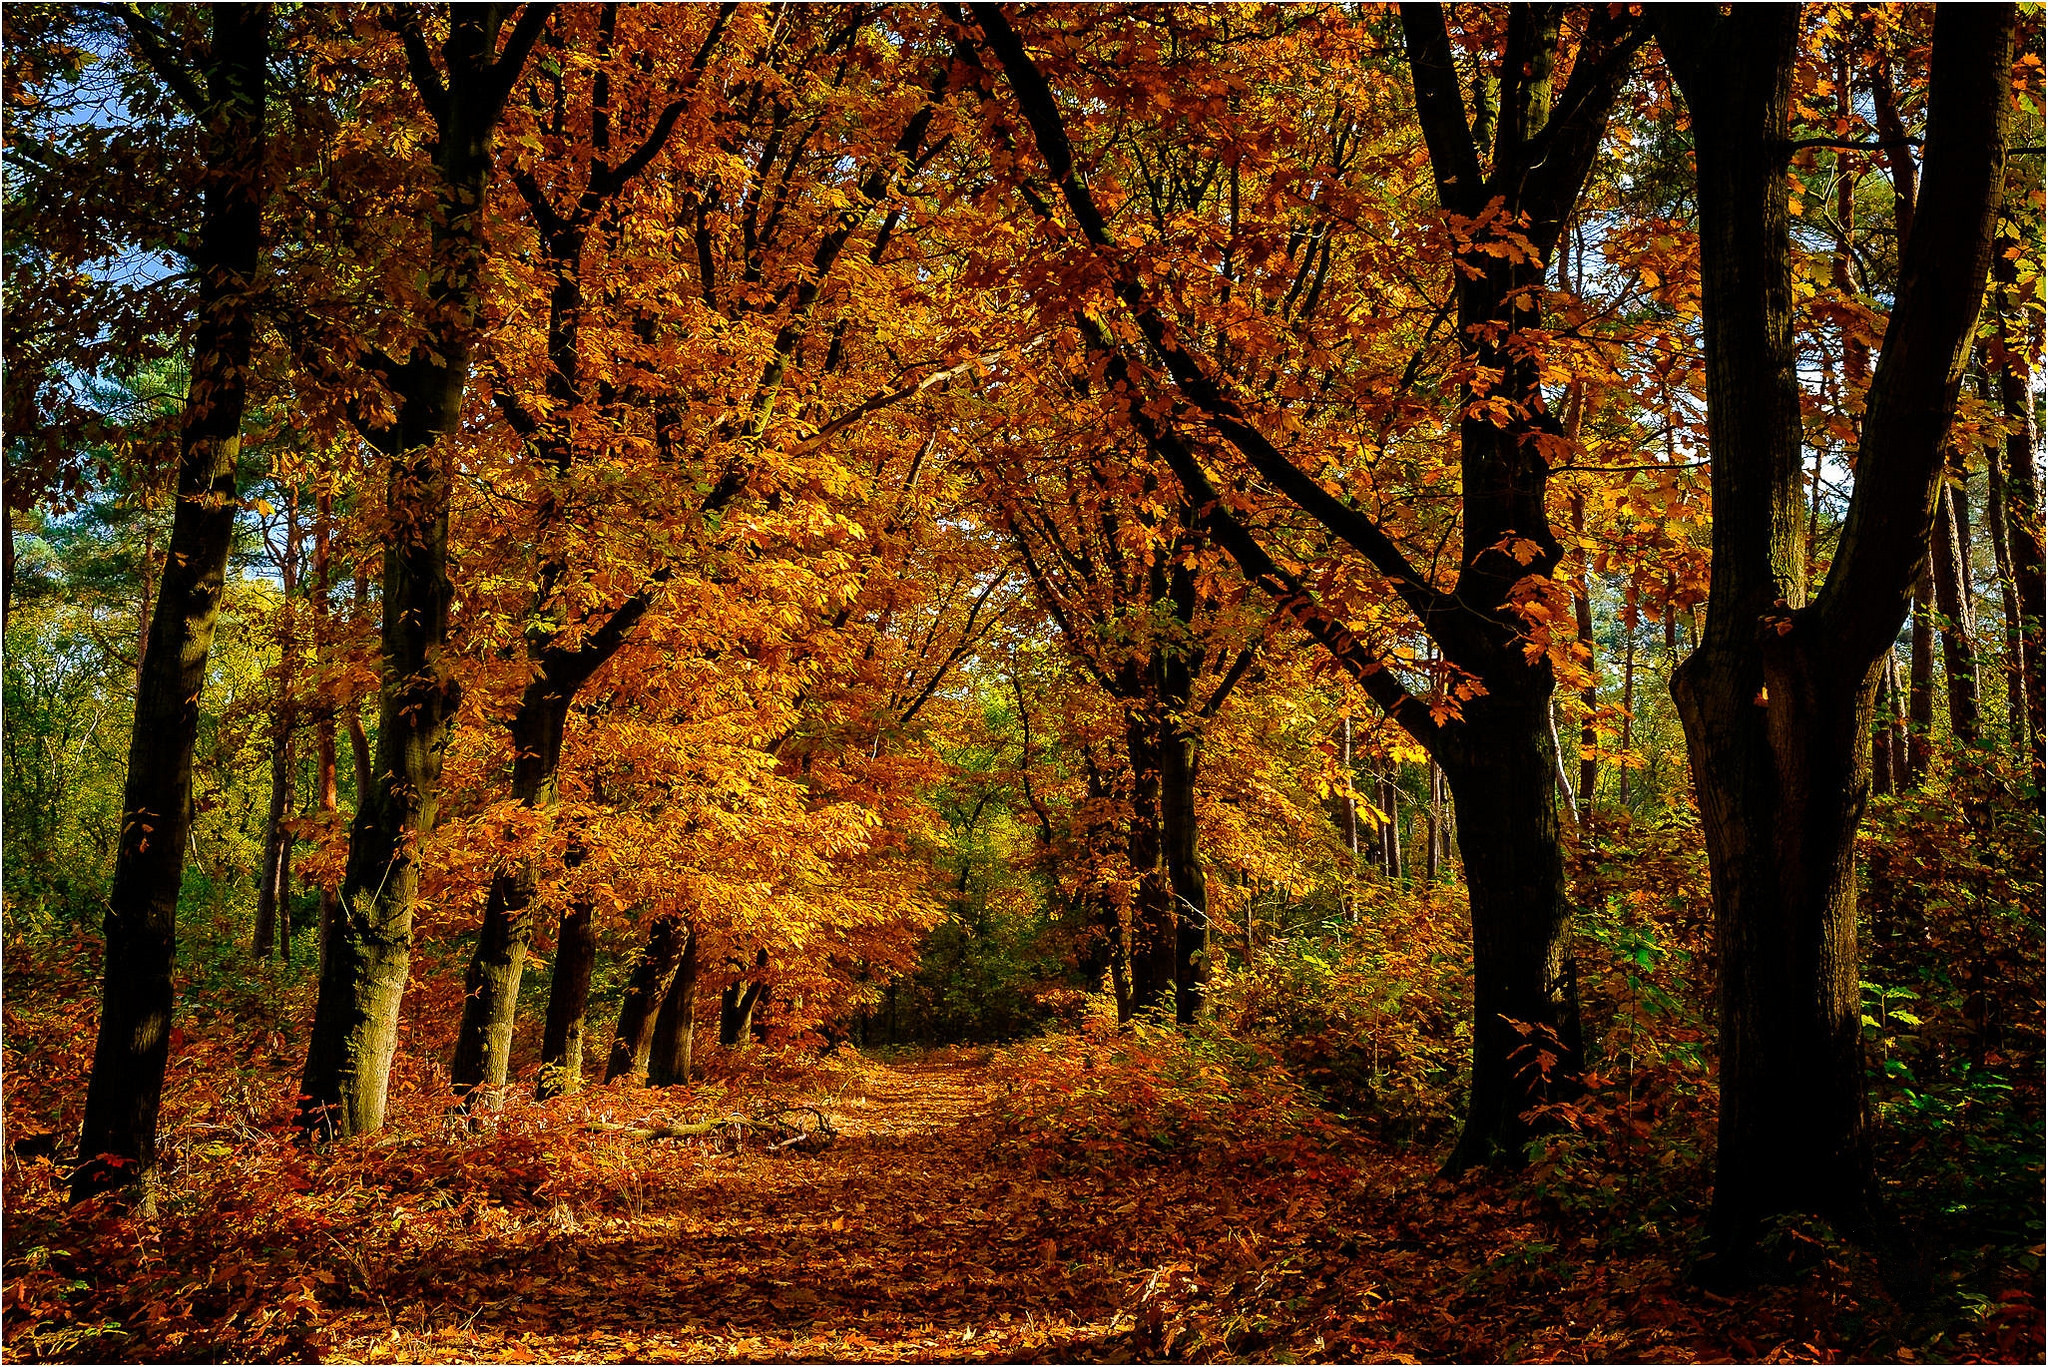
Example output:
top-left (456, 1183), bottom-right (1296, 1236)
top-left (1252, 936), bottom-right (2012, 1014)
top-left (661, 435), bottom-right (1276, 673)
top-left (1655, 0), bottom-right (2011, 1258)
top-left (1993, 258), bottom-right (2045, 752)
top-left (312, 496), bottom-right (340, 972)
top-left (1872, 656), bottom-right (1896, 796)
top-left (1908, 575), bottom-right (1936, 783)
top-left (603, 917), bottom-right (686, 1084)
top-left (1425, 761), bottom-right (1444, 883)
top-left (1931, 475), bottom-right (1981, 743)
top-left (256, 500), bottom-right (300, 962)
top-left (1123, 716), bottom-right (1174, 1017)
top-left (300, 8), bottom-right (545, 1140)
top-left (537, 903), bottom-right (595, 1099)
top-left (73, 4), bottom-right (268, 1202)
top-left (448, 869), bottom-right (534, 1103)
top-left (1440, 692), bottom-right (1580, 1172)
top-left (1381, 773), bottom-right (1404, 880)
top-left (1162, 720), bottom-right (1207, 1025)
top-left (1987, 428), bottom-right (2030, 751)
top-left (1886, 649), bottom-right (1911, 792)
top-left (649, 927), bottom-right (697, 1087)
top-left (449, 687), bottom-right (574, 1100)
top-left (253, 725), bottom-right (293, 959)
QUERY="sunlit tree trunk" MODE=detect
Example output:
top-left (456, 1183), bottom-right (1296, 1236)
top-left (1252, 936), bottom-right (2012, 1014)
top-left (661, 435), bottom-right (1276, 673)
top-left (1930, 469), bottom-right (1981, 743)
top-left (300, 6), bottom-right (550, 1140)
top-left (74, 3), bottom-right (268, 1202)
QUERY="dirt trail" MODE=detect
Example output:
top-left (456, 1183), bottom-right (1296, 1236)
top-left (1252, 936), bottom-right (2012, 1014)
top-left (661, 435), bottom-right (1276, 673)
top-left (336, 1059), bottom-right (1134, 1363)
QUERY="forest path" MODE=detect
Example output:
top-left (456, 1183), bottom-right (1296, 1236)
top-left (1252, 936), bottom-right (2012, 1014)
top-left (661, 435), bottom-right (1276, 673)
top-left (335, 1057), bottom-right (1133, 1364)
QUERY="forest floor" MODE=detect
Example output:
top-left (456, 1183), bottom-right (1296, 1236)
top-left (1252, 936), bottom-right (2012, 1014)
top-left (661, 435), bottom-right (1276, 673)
top-left (6, 990), bottom-right (2043, 1363)
top-left (0, 901), bottom-right (2039, 1360)
top-left (325, 1057), bottom-right (1142, 1364)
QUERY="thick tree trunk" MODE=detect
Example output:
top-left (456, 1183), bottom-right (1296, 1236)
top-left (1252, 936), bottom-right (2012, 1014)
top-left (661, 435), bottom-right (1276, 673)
top-left (1656, 0), bottom-right (2011, 1257)
top-left (1931, 477), bottom-right (1981, 743)
top-left (73, 4), bottom-right (268, 1202)
top-left (300, 8), bottom-right (545, 1139)
top-left (648, 928), bottom-right (697, 1087)
top-left (603, 917), bottom-right (687, 1084)
top-left (1440, 692), bottom-right (1580, 1172)
top-left (537, 903), bottom-right (595, 1099)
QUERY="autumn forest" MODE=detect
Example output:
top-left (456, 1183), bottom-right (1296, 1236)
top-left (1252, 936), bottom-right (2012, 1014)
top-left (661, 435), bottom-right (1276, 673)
top-left (2, 3), bottom-right (2043, 1362)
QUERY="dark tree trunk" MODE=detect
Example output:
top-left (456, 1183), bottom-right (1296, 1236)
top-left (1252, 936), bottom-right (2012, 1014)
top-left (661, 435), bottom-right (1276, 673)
top-left (312, 496), bottom-right (340, 971)
top-left (604, 917), bottom-right (687, 1084)
top-left (1162, 720), bottom-right (1207, 1025)
top-left (972, 0), bottom-right (1649, 1171)
top-left (719, 972), bottom-right (764, 1048)
top-left (1655, 0), bottom-right (2011, 1257)
top-left (300, 6), bottom-right (549, 1140)
top-left (1931, 475), bottom-right (1982, 743)
top-left (253, 730), bottom-right (292, 959)
top-left (1123, 717), bottom-right (1174, 1018)
top-left (73, 4), bottom-right (268, 1202)
top-left (537, 902), bottom-right (595, 1099)
top-left (648, 928), bottom-right (697, 1087)
top-left (1440, 692), bottom-right (1580, 1171)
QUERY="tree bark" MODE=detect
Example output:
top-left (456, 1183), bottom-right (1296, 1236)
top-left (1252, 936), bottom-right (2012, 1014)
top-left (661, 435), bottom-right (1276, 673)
top-left (255, 497), bottom-right (300, 960)
top-left (73, 3), bottom-right (268, 1202)
top-left (300, 6), bottom-right (550, 1140)
top-left (1987, 424), bottom-right (2030, 751)
top-left (312, 495), bottom-right (341, 970)
top-left (537, 902), bottom-right (596, 1099)
top-left (1122, 714), bottom-right (1174, 1017)
top-left (1930, 473), bottom-right (1981, 743)
top-left (603, 916), bottom-right (687, 1084)
top-left (1162, 717), bottom-right (1207, 1025)
top-left (971, 0), bottom-right (1648, 1169)
top-left (1872, 655), bottom-right (1896, 797)
top-left (449, 689), bottom-right (574, 1100)
top-left (1655, 0), bottom-right (2011, 1257)
top-left (1993, 245), bottom-right (2045, 751)
top-left (1908, 574), bottom-right (1936, 782)
top-left (1440, 691), bottom-right (1579, 1171)
top-left (648, 927), bottom-right (697, 1087)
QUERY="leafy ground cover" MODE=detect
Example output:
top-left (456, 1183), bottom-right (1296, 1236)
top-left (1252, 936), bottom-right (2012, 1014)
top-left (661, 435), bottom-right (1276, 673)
top-left (6, 989), bottom-right (2040, 1364)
